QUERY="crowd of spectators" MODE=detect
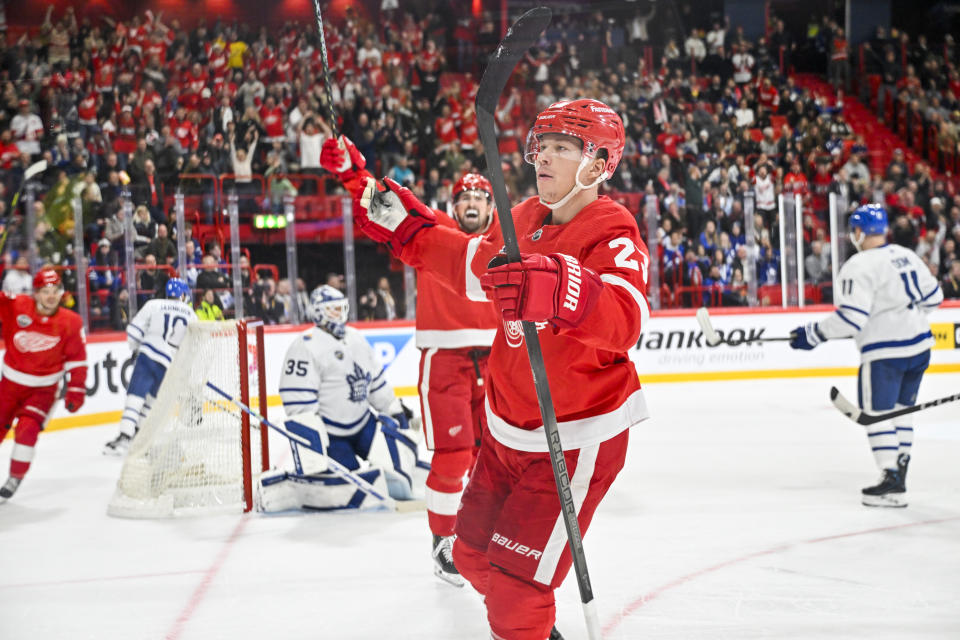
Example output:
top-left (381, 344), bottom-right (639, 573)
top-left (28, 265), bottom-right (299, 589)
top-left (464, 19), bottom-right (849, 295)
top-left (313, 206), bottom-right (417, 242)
top-left (0, 3), bottom-right (957, 332)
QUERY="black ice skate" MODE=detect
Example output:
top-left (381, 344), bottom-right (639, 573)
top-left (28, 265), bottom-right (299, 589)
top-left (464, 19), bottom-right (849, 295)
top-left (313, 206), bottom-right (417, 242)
top-left (103, 432), bottom-right (132, 456)
top-left (0, 476), bottom-right (22, 503)
top-left (432, 534), bottom-right (464, 587)
top-left (861, 469), bottom-right (906, 508)
top-left (549, 626), bottom-right (565, 639)
top-left (897, 453), bottom-right (911, 487)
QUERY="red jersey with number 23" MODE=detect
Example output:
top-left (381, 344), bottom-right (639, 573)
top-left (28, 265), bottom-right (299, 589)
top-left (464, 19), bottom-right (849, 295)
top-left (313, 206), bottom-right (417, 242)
top-left (398, 195), bottom-right (651, 453)
top-left (0, 294), bottom-right (87, 388)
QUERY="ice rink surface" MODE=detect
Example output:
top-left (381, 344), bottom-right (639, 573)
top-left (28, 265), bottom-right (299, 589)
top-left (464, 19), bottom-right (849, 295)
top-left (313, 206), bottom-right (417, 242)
top-left (1, 375), bottom-right (958, 640)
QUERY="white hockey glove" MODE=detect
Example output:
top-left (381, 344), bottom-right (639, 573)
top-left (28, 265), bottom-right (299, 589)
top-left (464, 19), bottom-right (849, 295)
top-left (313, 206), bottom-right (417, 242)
top-left (357, 177), bottom-right (436, 246)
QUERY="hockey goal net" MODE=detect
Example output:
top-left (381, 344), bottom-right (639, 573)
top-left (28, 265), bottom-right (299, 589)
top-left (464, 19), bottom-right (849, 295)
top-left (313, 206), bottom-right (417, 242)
top-left (108, 320), bottom-right (269, 518)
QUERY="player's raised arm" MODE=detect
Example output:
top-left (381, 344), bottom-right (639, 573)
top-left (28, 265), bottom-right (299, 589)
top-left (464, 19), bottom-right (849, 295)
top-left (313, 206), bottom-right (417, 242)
top-left (358, 176), bottom-right (502, 299)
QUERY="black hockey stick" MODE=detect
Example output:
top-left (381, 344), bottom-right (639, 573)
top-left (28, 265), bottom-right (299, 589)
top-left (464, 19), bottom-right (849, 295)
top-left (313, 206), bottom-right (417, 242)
top-left (475, 8), bottom-right (602, 639)
top-left (696, 307), bottom-right (791, 345)
top-left (310, 0), bottom-right (339, 138)
top-left (830, 386), bottom-right (960, 426)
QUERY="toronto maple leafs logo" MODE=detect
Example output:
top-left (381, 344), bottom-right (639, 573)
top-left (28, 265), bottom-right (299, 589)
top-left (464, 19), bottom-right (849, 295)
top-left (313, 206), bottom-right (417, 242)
top-left (345, 362), bottom-right (371, 403)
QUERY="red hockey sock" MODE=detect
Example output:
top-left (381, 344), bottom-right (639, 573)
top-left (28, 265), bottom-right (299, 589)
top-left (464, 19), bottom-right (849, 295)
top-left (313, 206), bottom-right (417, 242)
top-left (486, 567), bottom-right (555, 640)
top-left (452, 536), bottom-right (491, 595)
top-left (427, 448), bottom-right (474, 536)
top-left (10, 416), bottom-right (40, 479)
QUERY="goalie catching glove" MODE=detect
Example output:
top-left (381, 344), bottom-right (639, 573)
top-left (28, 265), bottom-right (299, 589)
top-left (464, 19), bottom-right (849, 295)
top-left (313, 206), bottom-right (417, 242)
top-left (480, 252), bottom-right (603, 329)
top-left (358, 177), bottom-right (436, 247)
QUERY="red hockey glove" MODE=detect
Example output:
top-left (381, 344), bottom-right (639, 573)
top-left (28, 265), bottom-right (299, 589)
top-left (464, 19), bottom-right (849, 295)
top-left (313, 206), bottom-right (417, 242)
top-left (480, 252), bottom-right (604, 329)
top-left (320, 135), bottom-right (366, 177)
top-left (65, 387), bottom-right (86, 413)
top-left (357, 177), bottom-right (436, 246)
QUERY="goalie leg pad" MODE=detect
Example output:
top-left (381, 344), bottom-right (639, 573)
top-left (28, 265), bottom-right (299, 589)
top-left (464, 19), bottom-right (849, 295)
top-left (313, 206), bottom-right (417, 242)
top-left (284, 415), bottom-right (331, 474)
top-left (365, 415), bottom-right (425, 500)
top-left (259, 468), bottom-right (390, 512)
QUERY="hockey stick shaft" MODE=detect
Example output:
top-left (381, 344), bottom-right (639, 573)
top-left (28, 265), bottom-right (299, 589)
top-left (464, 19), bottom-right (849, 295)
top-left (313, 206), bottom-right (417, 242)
top-left (310, 0), bottom-right (340, 138)
top-left (475, 8), bottom-right (601, 640)
top-left (696, 306), bottom-right (791, 345)
top-left (205, 381), bottom-right (396, 508)
top-left (830, 386), bottom-right (960, 425)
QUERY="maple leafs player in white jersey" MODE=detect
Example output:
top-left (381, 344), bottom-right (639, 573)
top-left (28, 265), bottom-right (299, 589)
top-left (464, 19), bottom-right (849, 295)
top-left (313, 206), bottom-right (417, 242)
top-left (790, 204), bottom-right (943, 507)
top-left (103, 278), bottom-right (197, 455)
top-left (260, 285), bottom-right (425, 511)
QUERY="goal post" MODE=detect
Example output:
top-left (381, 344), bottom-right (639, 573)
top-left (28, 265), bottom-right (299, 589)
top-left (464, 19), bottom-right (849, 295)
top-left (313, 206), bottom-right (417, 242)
top-left (108, 320), bottom-right (269, 518)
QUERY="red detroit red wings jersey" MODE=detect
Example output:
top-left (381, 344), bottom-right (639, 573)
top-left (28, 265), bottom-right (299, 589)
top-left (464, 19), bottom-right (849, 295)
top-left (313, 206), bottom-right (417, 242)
top-left (398, 196), bottom-right (651, 452)
top-left (0, 294), bottom-right (87, 387)
top-left (339, 167), bottom-right (500, 349)
top-left (415, 211), bottom-right (500, 349)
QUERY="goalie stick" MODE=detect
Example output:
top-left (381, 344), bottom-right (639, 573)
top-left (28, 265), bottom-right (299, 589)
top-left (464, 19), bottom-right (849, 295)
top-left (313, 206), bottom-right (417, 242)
top-left (696, 306), bottom-right (792, 346)
top-left (205, 380), bottom-right (423, 513)
top-left (830, 386), bottom-right (960, 426)
top-left (475, 7), bottom-right (602, 640)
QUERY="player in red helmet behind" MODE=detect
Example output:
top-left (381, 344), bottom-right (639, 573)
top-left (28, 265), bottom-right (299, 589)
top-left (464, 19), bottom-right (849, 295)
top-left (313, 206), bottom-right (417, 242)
top-left (0, 268), bottom-right (87, 502)
top-left (357, 98), bottom-right (650, 639)
top-left (320, 136), bottom-right (501, 586)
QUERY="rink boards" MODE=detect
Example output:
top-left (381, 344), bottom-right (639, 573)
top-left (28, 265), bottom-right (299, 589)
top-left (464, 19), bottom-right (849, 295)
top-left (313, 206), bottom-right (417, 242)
top-left (4, 305), bottom-right (958, 431)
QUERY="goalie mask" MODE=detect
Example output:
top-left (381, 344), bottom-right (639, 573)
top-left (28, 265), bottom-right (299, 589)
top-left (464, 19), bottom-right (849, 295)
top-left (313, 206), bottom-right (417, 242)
top-left (524, 98), bottom-right (625, 210)
top-left (310, 285), bottom-right (349, 338)
top-left (452, 173), bottom-right (494, 234)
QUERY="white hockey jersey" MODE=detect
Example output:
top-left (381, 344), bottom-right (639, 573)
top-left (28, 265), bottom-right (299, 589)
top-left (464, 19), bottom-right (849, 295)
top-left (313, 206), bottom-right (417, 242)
top-left (819, 243), bottom-right (943, 362)
top-left (126, 299), bottom-right (198, 367)
top-left (279, 326), bottom-right (397, 436)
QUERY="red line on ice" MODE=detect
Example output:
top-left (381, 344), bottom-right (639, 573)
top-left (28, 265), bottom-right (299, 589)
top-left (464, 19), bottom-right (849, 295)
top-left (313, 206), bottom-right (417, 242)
top-left (166, 515), bottom-right (250, 640)
top-left (601, 516), bottom-right (960, 637)
top-left (0, 569), bottom-right (206, 590)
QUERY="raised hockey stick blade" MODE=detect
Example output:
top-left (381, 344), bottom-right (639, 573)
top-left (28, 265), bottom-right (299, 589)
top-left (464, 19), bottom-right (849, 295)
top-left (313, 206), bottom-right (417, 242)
top-left (205, 381), bottom-right (403, 511)
top-left (695, 306), bottom-right (792, 345)
top-left (830, 386), bottom-right (960, 426)
top-left (10, 160), bottom-right (47, 209)
top-left (310, 0), bottom-right (339, 138)
top-left (476, 8), bottom-right (601, 640)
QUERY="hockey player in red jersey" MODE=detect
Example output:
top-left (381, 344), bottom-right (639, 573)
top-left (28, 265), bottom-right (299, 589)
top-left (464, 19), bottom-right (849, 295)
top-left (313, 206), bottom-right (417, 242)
top-left (320, 139), bottom-right (501, 586)
top-left (356, 99), bottom-right (650, 640)
top-left (0, 269), bottom-right (87, 502)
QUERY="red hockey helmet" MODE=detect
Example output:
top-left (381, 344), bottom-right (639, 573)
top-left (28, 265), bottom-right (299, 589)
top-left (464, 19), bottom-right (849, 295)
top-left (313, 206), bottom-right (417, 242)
top-left (524, 99), bottom-right (626, 178)
top-left (453, 172), bottom-right (493, 201)
top-left (33, 268), bottom-right (62, 291)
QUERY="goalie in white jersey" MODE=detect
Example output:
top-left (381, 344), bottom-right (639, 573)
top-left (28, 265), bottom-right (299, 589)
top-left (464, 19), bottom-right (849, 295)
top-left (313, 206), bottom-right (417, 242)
top-left (260, 285), bottom-right (426, 511)
top-left (103, 279), bottom-right (198, 455)
top-left (790, 204), bottom-right (943, 507)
